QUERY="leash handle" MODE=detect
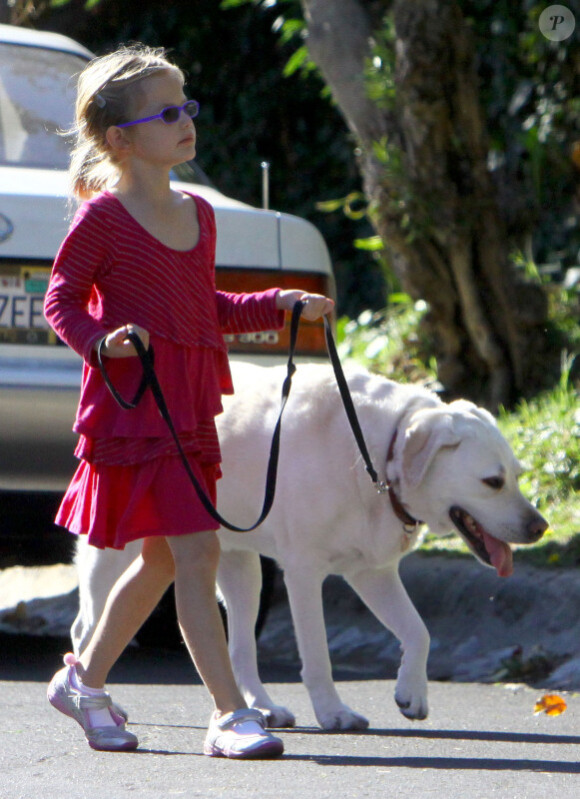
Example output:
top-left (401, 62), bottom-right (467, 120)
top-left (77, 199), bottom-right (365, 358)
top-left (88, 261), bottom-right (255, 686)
top-left (97, 335), bottom-right (152, 409)
top-left (98, 301), bottom-right (305, 533)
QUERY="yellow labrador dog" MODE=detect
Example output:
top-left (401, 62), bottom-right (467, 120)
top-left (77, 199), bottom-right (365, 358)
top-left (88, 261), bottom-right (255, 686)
top-left (72, 363), bottom-right (547, 730)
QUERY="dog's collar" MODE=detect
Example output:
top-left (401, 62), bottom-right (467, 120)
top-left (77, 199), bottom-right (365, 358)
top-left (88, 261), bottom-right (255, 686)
top-left (385, 429), bottom-right (423, 532)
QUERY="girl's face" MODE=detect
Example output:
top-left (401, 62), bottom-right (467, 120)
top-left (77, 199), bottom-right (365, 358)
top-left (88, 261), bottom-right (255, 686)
top-left (119, 69), bottom-right (197, 169)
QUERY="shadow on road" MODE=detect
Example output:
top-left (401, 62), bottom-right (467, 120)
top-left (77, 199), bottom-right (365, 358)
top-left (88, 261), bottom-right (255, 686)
top-left (0, 631), bottom-right (304, 685)
top-left (299, 753), bottom-right (580, 774)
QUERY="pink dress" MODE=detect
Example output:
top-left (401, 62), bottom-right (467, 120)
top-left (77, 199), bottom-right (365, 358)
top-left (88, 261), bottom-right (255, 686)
top-left (44, 191), bottom-right (284, 549)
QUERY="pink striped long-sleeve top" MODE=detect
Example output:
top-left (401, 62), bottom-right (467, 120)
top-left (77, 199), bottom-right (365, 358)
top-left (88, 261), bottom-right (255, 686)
top-left (44, 191), bottom-right (284, 464)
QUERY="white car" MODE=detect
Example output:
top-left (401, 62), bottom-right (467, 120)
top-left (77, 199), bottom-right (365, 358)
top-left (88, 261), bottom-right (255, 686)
top-left (0, 24), bottom-right (335, 492)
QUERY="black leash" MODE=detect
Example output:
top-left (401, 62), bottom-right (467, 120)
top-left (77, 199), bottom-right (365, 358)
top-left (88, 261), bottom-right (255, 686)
top-left (98, 300), bottom-right (304, 533)
top-left (98, 300), bottom-right (397, 533)
top-left (322, 316), bottom-right (387, 494)
top-left (323, 316), bottom-right (421, 527)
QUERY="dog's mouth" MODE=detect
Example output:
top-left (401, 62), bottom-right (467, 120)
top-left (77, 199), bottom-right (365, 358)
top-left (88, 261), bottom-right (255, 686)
top-left (449, 506), bottom-right (514, 578)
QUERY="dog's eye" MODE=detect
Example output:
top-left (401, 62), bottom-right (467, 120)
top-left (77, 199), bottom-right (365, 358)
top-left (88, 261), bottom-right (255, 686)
top-left (482, 476), bottom-right (504, 490)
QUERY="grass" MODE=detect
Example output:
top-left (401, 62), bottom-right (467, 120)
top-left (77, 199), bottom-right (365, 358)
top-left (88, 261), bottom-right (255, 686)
top-left (496, 361), bottom-right (580, 567)
top-left (337, 298), bottom-right (580, 568)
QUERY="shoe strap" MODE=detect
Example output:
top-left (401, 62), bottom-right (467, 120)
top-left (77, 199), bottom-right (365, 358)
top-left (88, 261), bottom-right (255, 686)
top-left (218, 708), bottom-right (266, 730)
top-left (73, 692), bottom-right (113, 712)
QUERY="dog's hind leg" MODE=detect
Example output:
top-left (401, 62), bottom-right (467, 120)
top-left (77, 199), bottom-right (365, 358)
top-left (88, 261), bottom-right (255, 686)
top-left (283, 564), bottom-right (369, 730)
top-left (71, 539), bottom-right (108, 656)
top-left (217, 548), bottom-right (296, 728)
top-left (71, 539), bottom-right (138, 656)
top-left (345, 565), bottom-right (430, 720)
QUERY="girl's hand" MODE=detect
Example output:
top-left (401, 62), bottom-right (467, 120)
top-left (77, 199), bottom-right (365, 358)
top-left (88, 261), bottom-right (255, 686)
top-left (276, 290), bottom-right (335, 321)
top-left (96, 324), bottom-right (150, 358)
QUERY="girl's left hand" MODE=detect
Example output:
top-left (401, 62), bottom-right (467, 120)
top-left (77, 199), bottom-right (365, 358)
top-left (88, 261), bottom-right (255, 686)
top-left (276, 290), bottom-right (335, 321)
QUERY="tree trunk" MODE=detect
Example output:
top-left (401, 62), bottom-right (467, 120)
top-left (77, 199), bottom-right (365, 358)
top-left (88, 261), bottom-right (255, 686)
top-left (0, 1), bottom-right (50, 26)
top-left (302, 0), bottom-right (548, 408)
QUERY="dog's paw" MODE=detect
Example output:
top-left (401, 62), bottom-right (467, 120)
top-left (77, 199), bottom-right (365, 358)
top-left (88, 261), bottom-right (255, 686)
top-left (395, 694), bottom-right (428, 721)
top-left (317, 706), bottom-right (370, 731)
top-left (394, 660), bottom-right (429, 720)
top-left (394, 681), bottom-right (429, 721)
top-left (257, 705), bottom-right (296, 729)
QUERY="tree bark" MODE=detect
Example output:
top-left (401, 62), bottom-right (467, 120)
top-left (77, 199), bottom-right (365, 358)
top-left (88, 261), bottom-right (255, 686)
top-left (302, 0), bottom-right (548, 408)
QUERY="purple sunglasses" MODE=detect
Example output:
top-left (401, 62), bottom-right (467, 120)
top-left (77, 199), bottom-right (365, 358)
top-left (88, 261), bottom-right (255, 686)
top-left (117, 99), bottom-right (200, 128)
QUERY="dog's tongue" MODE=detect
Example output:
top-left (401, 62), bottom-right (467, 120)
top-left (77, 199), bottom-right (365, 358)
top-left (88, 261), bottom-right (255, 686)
top-left (483, 533), bottom-right (513, 577)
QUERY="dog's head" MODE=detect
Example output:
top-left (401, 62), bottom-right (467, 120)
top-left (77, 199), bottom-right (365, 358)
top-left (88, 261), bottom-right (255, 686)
top-left (392, 400), bottom-right (548, 577)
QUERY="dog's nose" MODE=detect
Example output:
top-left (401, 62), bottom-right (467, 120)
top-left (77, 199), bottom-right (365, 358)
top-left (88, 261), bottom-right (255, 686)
top-left (527, 512), bottom-right (549, 542)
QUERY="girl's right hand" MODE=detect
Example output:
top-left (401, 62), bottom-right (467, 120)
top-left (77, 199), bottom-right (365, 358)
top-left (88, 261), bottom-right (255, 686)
top-left (96, 324), bottom-right (150, 358)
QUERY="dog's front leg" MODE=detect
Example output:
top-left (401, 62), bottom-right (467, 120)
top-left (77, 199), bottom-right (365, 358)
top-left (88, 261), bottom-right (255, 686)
top-left (217, 548), bottom-right (296, 728)
top-left (283, 564), bottom-right (369, 730)
top-left (346, 565), bottom-right (429, 720)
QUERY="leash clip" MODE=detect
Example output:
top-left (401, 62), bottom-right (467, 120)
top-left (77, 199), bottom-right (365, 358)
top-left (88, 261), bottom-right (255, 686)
top-left (376, 480), bottom-right (389, 495)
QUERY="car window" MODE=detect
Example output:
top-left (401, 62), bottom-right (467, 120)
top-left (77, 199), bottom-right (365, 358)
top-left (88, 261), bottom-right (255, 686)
top-left (0, 43), bottom-right (87, 169)
top-left (0, 42), bottom-right (212, 186)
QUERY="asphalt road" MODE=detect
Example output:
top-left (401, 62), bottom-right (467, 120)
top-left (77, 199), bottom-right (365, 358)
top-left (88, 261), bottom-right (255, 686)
top-left (1, 634), bottom-right (579, 799)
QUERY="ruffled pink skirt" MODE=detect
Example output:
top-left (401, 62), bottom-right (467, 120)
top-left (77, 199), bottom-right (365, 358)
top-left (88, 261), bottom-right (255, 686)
top-left (56, 454), bottom-right (220, 550)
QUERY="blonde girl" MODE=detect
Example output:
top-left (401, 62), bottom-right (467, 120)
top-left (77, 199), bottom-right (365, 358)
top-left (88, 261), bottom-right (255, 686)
top-left (45, 43), bottom-right (333, 758)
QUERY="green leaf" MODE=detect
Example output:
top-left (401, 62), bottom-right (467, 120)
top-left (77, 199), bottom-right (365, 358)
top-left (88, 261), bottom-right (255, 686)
top-left (279, 18), bottom-right (306, 44)
top-left (354, 235), bottom-right (384, 251)
top-left (283, 45), bottom-right (309, 77)
top-left (388, 292), bottom-right (412, 305)
top-left (316, 197), bottom-right (347, 213)
top-left (220, 0), bottom-right (254, 8)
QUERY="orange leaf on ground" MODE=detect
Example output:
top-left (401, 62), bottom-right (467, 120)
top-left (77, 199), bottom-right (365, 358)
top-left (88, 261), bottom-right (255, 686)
top-left (534, 694), bottom-right (567, 716)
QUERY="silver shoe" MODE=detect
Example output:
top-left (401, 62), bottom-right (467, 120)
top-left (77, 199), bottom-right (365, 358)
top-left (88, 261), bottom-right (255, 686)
top-left (47, 658), bottom-right (138, 752)
top-left (204, 708), bottom-right (284, 759)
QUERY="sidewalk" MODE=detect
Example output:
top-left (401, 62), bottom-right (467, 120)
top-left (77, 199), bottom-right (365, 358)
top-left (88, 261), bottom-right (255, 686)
top-left (2, 645), bottom-right (580, 799)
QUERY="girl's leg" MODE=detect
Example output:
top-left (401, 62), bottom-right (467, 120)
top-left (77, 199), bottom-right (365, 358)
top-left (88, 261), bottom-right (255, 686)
top-left (48, 536), bottom-right (175, 751)
top-left (166, 530), bottom-right (244, 712)
top-left (78, 536), bottom-right (175, 688)
top-left (166, 530), bottom-right (284, 758)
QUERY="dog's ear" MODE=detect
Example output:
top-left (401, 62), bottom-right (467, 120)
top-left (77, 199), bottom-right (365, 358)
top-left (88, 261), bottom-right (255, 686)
top-left (402, 410), bottom-right (462, 488)
top-left (447, 399), bottom-right (497, 428)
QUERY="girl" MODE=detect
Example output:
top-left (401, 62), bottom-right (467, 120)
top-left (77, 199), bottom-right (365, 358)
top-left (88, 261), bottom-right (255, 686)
top-left (45, 44), bottom-right (334, 758)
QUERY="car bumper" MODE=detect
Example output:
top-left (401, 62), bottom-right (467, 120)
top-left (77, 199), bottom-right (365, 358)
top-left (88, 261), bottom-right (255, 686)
top-left (0, 349), bottom-right (324, 492)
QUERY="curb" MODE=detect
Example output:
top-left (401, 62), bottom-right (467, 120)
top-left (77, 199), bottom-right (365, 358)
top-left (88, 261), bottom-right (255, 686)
top-left (256, 552), bottom-right (580, 690)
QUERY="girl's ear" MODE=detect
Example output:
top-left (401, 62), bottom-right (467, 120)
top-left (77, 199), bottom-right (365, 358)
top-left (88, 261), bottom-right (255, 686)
top-left (105, 125), bottom-right (133, 156)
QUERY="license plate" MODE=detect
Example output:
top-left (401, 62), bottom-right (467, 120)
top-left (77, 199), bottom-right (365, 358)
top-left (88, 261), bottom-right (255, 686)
top-left (0, 266), bottom-right (57, 344)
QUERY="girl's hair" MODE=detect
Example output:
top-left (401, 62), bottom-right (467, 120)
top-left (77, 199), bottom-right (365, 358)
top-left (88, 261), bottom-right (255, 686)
top-left (69, 44), bottom-right (184, 199)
